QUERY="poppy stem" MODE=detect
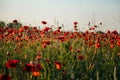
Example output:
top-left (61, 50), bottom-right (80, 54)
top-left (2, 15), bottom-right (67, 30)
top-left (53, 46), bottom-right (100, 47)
top-left (114, 66), bottom-right (117, 80)
top-left (96, 71), bottom-right (99, 80)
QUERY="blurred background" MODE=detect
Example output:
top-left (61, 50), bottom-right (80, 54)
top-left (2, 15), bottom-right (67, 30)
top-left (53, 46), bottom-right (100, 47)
top-left (0, 0), bottom-right (120, 31)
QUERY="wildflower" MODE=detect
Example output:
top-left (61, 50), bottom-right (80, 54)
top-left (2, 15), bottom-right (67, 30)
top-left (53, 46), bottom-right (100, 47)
top-left (23, 62), bottom-right (42, 72)
top-left (6, 60), bottom-right (19, 68)
top-left (117, 41), bottom-right (120, 47)
top-left (32, 71), bottom-right (40, 76)
top-left (0, 73), bottom-right (11, 80)
top-left (107, 30), bottom-right (111, 34)
top-left (35, 54), bottom-right (42, 60)
top-left (110, 44), bottom-right (114, 48)
top-left (95, 42), bottom-right (101, 48)
top-left (73, 22), bottom-right (78, 26)
top-left (112, 30), bottom-right (118, 34)
top-left (44, 27), bottom-right (50, 32)
top-left (8, 29), bottom-right (14, 33)
top-left (58, 36), bottom-right (65, 42)
top-left (78, 55), bottom-right (84, 60)
top-left (58, 26), bottom-right (61, 29)
top-left (42, 44), bottom-right (47, 48)
top-left (23, 63), bottom-right (34, 72)
top-left (100, 22), bottom-right (102, 25)
top-left (19, 27), bottom-right (24, 32)
top-left (74, 26), bottom-right (77, 28)
top-left (41, 21), bottom-right (47, 25)
top-left (94, 25), bottom-right (97, 27)
top-left (23, 26), bottom-right (29, 30)
top-left (75, 49), bottom-right (80, 53)
top-left (54, 61), bottom-right (62, 70)
top-left (116, 37), bottom-right (120, 41)
top-left (6, 51), bottom-right (10, 56)
top-left (13, 19), bottom-right (17, 23)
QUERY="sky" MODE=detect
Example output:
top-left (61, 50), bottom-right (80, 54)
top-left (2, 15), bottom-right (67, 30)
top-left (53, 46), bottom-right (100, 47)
top-left (0, 0), bottom-right (120, 31)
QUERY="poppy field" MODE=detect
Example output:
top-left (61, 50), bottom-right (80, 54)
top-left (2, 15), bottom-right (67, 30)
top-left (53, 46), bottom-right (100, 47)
top-left (0, 20), bottom-right (120, 80)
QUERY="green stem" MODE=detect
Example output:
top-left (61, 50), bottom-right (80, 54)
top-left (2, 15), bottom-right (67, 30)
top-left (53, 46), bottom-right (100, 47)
top-left (97, 71), bottom-right (99, 80)
top-left (114, 66), bottom-right (117, 80)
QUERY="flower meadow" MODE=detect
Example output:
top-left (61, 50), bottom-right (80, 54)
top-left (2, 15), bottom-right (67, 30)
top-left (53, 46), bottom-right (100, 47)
top-left (0, 20), bottom-right (120, 80)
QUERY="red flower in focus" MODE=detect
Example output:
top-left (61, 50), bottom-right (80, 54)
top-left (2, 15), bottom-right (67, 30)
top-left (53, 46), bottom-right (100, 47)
top-left (13, 19), bottom-right (17, 23)
top-left (41, 21), bottom-right (47, 25)
top-left (78, 55), bottom-right (84, 60)
top-left (73, 22), bottom-right (78, 25)
top-left (54, 61), bottom-right (62, 70)
top-left (6, 60), bottom-right (19, 68)
top-left (0, 74), bottom-right (12, 80)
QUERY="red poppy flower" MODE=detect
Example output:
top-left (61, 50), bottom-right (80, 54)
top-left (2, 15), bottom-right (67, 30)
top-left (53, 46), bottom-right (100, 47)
top-left (75, 49), bottom-right (80, 53)
top-left (54, 61), bottom-right (62, 70)
top-left (23, 63), bottom-right (42, 72)
top-left (74, 26), bottom-right (77, 28)
top-left (116, 37), bottom-right (120, 41)
top-left (32, 71), bottom-right (40, 76)
top-left (95, 42), bottom-right (101, 48)
top-left (58, 26), bottom-right (61, 29)
top-left (24, 26), bottom-right (29, 30)
top-left (100, 22), bottom-right (102, 25)
top-left (107, 30), bottom-right (111, 34)
top-left (13, 19), bottom-right (18, 23)
top-left (78, 55), bottom-right (84, 60)
top-left (23, 63), bottom-right (34, 72)
top-left (0, 28), bottom-right (4, 34)
top-left (94, 25), bottom-right (97, 27)
top-left (73, 22), bottom-right (78, 25)
top-left (117, 41), bottom-right (120, 47)
top-left (44, 27), bottom-right (50, 32)
top-left (42, 44), bottom-right (47, 48)
top-left (19, 27), bottom-right (24, 32)
top-left (112, 30), bottom-right (118, 34)
top-left (8, 29), bottom-right (14, 33)
top-left (41, 21), bottom-right (47, 25)
top-left (0, 74), bottom-right (12, 80)
top-left (110, 44), bottom-right (114, 48)
top-left (35, 54), bottom-right (42, 60)
top-left (58, 36), bottom-right (65, 42)
top-left (6, 60), bottom-right (19, 68)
